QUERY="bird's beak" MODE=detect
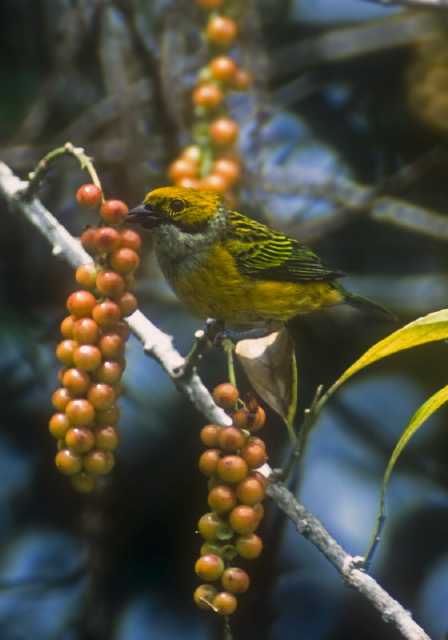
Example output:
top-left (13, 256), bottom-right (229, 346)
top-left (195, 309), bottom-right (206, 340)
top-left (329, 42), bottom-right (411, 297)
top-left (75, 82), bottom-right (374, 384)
top-left (124, 204), bottom-right (161, 229)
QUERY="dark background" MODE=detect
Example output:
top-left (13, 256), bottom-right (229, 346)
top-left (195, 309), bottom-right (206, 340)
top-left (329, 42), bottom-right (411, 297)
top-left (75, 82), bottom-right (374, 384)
top-left (1, 1), bottom-right (448, 639)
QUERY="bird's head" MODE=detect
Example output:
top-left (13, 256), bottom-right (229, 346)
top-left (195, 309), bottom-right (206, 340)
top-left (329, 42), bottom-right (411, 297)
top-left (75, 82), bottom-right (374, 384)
top-left (124, 186), bottom-right (225, 233)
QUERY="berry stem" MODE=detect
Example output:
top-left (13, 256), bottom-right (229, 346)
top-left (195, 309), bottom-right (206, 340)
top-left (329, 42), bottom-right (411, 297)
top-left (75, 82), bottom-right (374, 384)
top-left (222, 338), bottom-right (237, 387)
top-left (23, 142), bottom-right (104, 201)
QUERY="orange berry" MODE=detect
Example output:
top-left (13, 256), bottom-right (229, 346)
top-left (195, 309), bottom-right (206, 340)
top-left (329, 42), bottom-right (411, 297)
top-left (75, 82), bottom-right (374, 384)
top-left (56, 339), bottom-right (77, 366)
top-left (116, 292), bottom-right (138, 317)
top-left (124, 274), bottom-right (136, 291)
top-left (229, 504), bottom-right (259, 535)
top-left (181, 145), bottom-right (201, 164)
top-left (92, 227), bottom-right (121, 253)
top-left (200, 424), bottom-right (221, 447)
top-left (174, 177), bottom-right (202, 189)
top-left (95, 403), bottom-right (120, 425)
top-left (94, 425), bottom-right (120, 451)
top-left (55, 449), bottom-right (83, 475)
top-left (198, 512), bottom-right (226, 541)
top-left (221, 567), bottom-right (249, 594)
top-left (200, 173), bottom-right (228, 195)
top-left (235, 533), bottom-right (262, 559)
top-left (168, 158), bottom-right (198, 182)
top-left (212, 157), bottom-right (240, 185)
top-left (80, 227), bottom-right (97, 252)
top-left (99, 332), bottom-right (125, 359)
top-left (67, 290), bottom-right (97, 318)
top-left (52, 387), bottom-right (74, 412)
top-left (83, 450), bottom-right (115, 474)
top-left (212, 591), bottom-right (237, 615)
top-left (65, 398), bottom-right (95, 427)
top-left (73, 344), bottom-right (102, 372)
top-left (95, 360), bottom-right (123, 385)
top-left (113, 320), bottom-right (131, 342)
top-left (119, 228), bottom-right (141, 250)
top-left (212, 383), bottom-right (239, 409)
top-left (195, 554), bottom-right (225, 581)
top-left (208, 485), bottom-right (238, 514)
top-left (218, 425), bottom-right (246, 452)
top-left (193, 584), bottom-right (217, 611)
top-left (75, 263), bottom-right (99, 290)
top-left (192, 84), bottom-right (223, 109)
top-left (76, 184), bottom-right (102, 209)
top-left (72, 317), bottom-right (100, 344)
top-left (49, 413), bottom-right (70, 439)
top-left (87, 382), bottom-right (116, 410)
top-left (65, 427), bottom-right (95, 454)
top-left (209, 118), bottom-right (239, 147)
top-left (240, 442), bottom-right (267, 469)
top-left (207, 16), bottom-right (237, 47)
top-left (199, 448), bottom-right (222, 477)
top-left (209, 56), bottom-right (237, 83)
top-left (92, 300), bottom-right (121, 328)
top-left (60, 315), bottom-right (76, 339)
top-left (253, 502), bottom-right (264, 522)
top-left (236, 476), bottom-right (265, 505)
top-left (109, 247), bottom-right (140, 275)
top-left (62, 368), bottom-right (91, 396)
top-left (100, 199), bottom-right (128, 224)
top-left (217, 455), bottom-right (248, 483)
top-left (96, 270), bottom-right (125, 298)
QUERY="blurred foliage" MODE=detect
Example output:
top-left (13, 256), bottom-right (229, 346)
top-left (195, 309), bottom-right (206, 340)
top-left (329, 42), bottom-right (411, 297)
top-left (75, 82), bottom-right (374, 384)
top-left (1, 0), bottom-right (448, 639)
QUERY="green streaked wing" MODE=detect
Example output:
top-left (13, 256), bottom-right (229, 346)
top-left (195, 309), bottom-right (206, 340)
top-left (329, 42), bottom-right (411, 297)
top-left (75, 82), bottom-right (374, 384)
top-left (227, 212), bottom-right (343, 283)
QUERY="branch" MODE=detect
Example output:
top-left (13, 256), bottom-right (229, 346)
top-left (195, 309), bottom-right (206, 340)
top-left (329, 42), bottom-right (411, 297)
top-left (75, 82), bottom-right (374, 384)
top-left (266, 473), bottom-right (431, 640)
top-left (0, 159), bottom-right (432, 640)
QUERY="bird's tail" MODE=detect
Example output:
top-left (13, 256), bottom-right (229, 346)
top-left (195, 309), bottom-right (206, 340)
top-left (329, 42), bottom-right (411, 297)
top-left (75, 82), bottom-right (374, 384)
top-left (341, 288), bottom-right (396, 321)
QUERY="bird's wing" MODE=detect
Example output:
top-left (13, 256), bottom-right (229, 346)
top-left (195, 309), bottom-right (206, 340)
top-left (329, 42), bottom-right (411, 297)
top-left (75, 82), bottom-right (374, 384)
top-left (227, 212), bottom-right (344, 283)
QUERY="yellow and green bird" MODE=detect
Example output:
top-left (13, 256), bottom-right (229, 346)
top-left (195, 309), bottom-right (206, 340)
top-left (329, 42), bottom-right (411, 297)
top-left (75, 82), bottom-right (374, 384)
top-left (125, 186), bottom-right (394, 331)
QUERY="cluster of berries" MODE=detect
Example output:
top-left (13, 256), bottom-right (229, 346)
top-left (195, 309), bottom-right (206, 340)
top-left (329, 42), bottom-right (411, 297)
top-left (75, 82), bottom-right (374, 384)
top-left (408, 30), bottom-right (448, 131)
top-left (168, 0), bottom-right (252, 201)
top-left (49, 184), bottom-right (139, 492)
top-left (194, 383), bottom-right (267, 616)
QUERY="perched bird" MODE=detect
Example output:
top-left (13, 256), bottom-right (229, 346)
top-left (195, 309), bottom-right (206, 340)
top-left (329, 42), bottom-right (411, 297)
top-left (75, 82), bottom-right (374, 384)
top-left (125, 187), bottom-right (394, 332)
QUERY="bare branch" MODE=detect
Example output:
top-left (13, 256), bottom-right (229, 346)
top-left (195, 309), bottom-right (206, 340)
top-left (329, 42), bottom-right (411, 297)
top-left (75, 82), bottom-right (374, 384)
top-left (266, 472), bottom-right (432, 640)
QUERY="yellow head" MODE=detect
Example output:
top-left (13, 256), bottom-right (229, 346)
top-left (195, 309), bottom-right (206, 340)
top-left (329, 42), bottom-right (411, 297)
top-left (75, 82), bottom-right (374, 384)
top-left (129, 186), bottom-right (224, 232)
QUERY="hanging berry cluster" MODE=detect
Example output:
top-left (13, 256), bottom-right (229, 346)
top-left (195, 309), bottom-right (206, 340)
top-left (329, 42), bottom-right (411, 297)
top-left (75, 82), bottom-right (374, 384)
top-left (194, 383), bottom-right (267, 616)
top-left (49, 183), bottom-right (139, 493)
top-left (168, 0), bottom-right (252, 203)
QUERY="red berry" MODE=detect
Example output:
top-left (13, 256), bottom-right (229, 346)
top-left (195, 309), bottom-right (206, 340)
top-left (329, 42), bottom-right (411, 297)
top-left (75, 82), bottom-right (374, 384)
top-left (56, 339), bottom-right (77, 366)
top-left (76, 184), bottom-right (102, 209)
top-left (192, 84), bottom-right (223, 109)
top-left (229, 504), bottom-right (259, 535)
top-left (73, 344), bottom-right (102, 372)
top-left (195, 554), bottom-right (225, 581)
top-left (116, 292), bottom-right (138, 317)
top-left (96, 270), bottom-right (125, 298)
top-left (80, 227), bottom-right (97, 252)
top-left (92, 227), bottom-right (121, 253)
top-left (72, 317), bottom-right (100, 344)
top-left (209, 118), bottom-right (239, 147)
top-left (221, 567), bottom-right (249, 594)
top-left (66, 290), bottom-right (97, 318)
top-left (92, 300), bottom-right (121, 328)
top-left (208, 485), bottom-right (238, 514)
top-left (168, 158), bottom-right (198, 182)
top-left (60, 315), bottom-right (76, 339)
top-left (109, 247), bottom-right (140, 275)
top-left (99, 332), bottom-right (125, 359)
top-left (119, 229), bottom-right (141, 250)
top-left (209, 56), bottom-right (237, 83)
top-left (100, 199), bottom-right (128, 224)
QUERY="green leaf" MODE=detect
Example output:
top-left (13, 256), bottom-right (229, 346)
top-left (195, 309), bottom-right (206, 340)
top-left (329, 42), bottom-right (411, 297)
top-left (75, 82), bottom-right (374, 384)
top-left (235, 329), bottom-right (298, 440)
top-left (364, 384), bottom-right (448, 566)
top-left (328, 310), bottom-right (448, 398)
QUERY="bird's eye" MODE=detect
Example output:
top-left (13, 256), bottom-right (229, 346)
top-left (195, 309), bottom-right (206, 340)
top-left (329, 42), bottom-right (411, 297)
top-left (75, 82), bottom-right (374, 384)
top-left (170, 199), bottom-right (186, 213)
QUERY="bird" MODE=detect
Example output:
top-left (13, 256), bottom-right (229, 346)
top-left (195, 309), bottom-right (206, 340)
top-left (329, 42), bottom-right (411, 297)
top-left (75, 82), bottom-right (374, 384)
top-left (124, 186), bottom-right (394, 335)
